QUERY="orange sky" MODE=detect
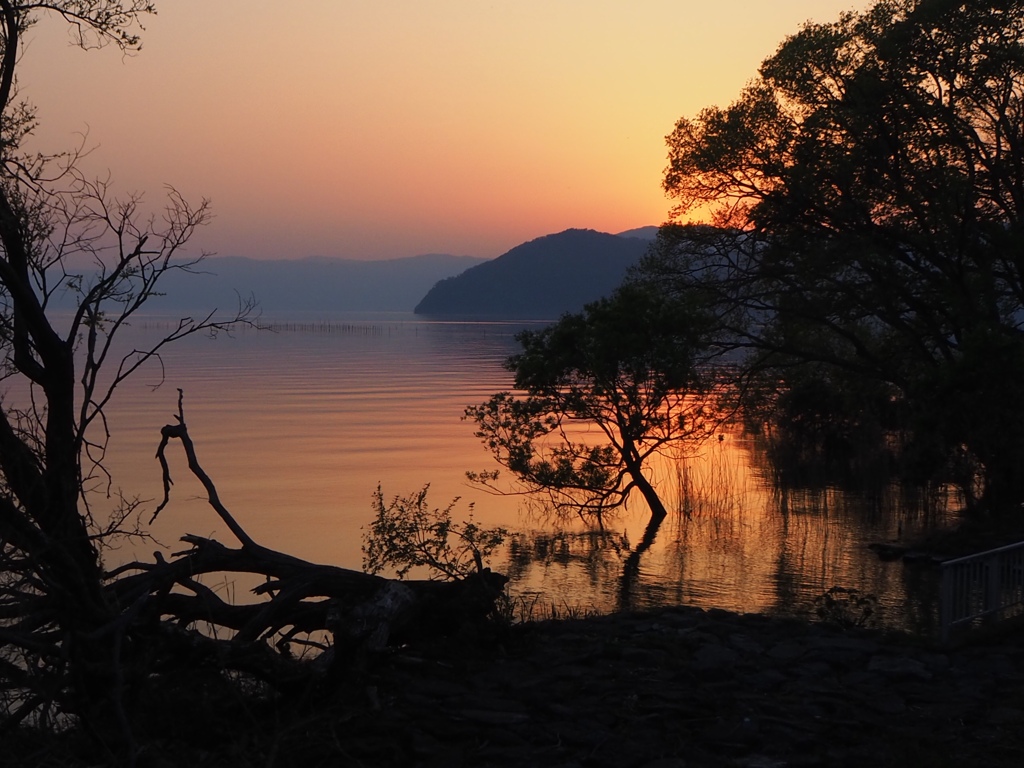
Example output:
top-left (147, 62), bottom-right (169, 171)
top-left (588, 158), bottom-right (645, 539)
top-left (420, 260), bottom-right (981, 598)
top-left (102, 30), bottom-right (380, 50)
top-left (21, 1), bottom-right (870, 261)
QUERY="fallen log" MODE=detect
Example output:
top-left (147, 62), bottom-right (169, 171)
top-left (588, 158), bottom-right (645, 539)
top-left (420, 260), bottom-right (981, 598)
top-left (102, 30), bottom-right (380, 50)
top-left (101, 391), bottom-right (508, 689)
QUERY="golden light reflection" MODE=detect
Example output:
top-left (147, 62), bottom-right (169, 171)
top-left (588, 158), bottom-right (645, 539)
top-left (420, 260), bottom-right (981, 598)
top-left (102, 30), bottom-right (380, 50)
top-left (501, 425), bottom-right (956, 632)
top-left (88, 319), bottom-right (955, 634)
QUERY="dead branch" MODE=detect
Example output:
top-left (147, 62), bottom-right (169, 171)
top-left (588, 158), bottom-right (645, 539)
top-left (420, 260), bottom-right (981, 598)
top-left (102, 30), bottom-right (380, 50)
top-left (152, 389), bottom-right (255, 549)
top-left (127, 394), bottom-right (508, 678)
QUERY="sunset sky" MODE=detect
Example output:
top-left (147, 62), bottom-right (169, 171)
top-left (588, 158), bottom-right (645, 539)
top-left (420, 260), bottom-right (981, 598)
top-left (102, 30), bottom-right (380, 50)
top-left (22, 1), bottom-right (870, 261)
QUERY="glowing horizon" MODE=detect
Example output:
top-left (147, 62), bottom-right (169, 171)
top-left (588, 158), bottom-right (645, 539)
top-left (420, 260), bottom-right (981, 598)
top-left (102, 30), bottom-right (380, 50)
top-left (22, 1), bottom-right (870, 261)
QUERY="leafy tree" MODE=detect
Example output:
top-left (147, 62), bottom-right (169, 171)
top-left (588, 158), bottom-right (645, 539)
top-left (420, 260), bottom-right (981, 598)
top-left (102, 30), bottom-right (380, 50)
top-left (466, 284), bottom-right (722, 524)
top-left (644, 0), bottom-right (1024, 510)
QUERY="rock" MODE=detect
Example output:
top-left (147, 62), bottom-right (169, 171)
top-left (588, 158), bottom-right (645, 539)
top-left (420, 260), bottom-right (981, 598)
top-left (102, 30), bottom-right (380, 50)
top-left (115, 603), bottom-right (1024, 767)
top-left (735, 757), bottom-right (788, 768)
top-left (767, 640), bottom-right (807, 661)
top-left (867, 692), bottom-right (907, 714)
top-left (918, 652), bottom-right (950, 671)
top-left (988, 707), bottom-right (1024, 724)
top-left (805, 635), bottom-right (879, 654)
top-left (728, 633), bottom-right (766, 655)
top-left (456, 708), bottom-right (531, 725)
top-left (869, 542), bottom-right (908, 560)
top-left (867, 654), bottom-right (933, 680)
top-left (694, 644), bottom-right (740, 669)
top-left (793, 660), bottom-right (833, 678)
top-left (902, 550), bottom-right (945, 565)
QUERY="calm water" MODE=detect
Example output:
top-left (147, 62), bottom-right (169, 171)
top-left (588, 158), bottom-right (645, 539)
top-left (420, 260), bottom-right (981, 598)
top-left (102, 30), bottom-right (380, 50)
top-left (83, 312), bottom-right (954, 633)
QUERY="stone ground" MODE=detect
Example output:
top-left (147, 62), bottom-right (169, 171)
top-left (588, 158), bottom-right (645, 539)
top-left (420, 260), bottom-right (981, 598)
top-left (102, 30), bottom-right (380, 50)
top-left (226, 607), bottom-right (1023, 768)
top-left (15, 605), bottom-right (1024, 767)
top-left (358, 610), bottom-right (1024, 767)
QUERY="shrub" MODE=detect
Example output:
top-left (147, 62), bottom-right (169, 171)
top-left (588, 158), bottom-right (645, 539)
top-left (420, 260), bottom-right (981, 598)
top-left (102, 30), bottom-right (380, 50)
top-left (362, 485), bottom-right (507, 580)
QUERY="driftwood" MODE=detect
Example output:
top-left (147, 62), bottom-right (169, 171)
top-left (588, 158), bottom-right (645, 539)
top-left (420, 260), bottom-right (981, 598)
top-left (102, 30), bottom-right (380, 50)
top-left (0, 390), bottom-right (508, 751)
top-left (104, 391), bottom-right (508, 688)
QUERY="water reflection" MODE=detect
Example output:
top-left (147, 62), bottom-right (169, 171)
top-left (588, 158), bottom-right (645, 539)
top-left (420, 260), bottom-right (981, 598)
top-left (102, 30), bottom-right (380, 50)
top-left (498, 429), bottom-right (957, 634)
top-left (92, 314), bottom-right (957, 635)
top-left (618, 513), bottom-right (665, 612)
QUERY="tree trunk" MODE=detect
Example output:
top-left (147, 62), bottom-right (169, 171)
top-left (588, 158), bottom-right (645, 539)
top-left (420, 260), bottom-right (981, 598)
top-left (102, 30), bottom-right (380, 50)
top-left (624, 450), bottom-right (669, 522)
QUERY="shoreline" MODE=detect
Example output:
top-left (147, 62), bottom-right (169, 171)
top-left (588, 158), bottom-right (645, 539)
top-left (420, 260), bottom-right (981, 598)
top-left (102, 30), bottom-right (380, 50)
top-left (21, 604), bottom-right (1022, 767)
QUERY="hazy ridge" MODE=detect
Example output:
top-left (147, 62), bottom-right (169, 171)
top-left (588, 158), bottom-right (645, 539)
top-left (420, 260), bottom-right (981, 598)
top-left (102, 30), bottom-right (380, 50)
top-left (126, 227), bottom-right (659, 317)
top-left (145, 253), bottom-right (487, 314)
top-left (413, 228), bottom-right (655, 320)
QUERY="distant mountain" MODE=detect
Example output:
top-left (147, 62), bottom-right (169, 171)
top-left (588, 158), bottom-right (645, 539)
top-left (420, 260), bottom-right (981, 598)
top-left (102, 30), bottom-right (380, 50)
top-left (413, 228), bottom-right (653, 320)
top-left (144, 253), bottom-right (486, 313)
top-left (616, 225), bottom-right (660, 241)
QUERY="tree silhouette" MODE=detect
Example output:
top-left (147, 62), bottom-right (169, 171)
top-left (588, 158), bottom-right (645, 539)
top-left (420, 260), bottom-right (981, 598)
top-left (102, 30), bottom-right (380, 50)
top-left (467, 285), bottom-right (723, 525)
top-left (0, 5), bottom-right (505, 760)
top-left (646, 0), bottom-right (1024, 510)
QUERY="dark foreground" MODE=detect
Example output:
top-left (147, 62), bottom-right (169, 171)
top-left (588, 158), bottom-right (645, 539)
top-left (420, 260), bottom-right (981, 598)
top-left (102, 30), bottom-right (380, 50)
top-left (12, 606), bottom-right (1024, 767)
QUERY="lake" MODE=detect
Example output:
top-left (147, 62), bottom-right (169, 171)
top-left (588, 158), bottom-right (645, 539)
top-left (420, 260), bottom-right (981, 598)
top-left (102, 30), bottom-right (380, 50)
top-left (84, 312), bottom-right (955, 633)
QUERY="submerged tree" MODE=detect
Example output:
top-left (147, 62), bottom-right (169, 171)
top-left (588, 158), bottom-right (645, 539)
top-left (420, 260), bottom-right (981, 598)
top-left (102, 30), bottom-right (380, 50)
top-left (467, 284), bottom-right (723, 524)
top-left (642, 0), bottom-right (1024, 511)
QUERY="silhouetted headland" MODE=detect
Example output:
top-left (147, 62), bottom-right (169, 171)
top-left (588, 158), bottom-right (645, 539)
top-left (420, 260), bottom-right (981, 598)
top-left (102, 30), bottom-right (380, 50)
top-left (414, 228), bottom-right (655, 319)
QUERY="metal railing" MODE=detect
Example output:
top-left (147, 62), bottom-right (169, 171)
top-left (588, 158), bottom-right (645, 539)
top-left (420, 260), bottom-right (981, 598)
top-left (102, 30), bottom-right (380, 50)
top-left (940, 540), bottom-right (1024, 644)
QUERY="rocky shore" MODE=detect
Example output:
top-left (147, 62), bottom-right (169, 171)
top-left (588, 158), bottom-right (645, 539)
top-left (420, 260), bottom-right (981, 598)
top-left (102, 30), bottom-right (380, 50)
top-left (134, 605), bottom-right (1020, 768)
top-left (331, 607), bottom-right (1024, 768)
top-left (19, 605), bottom-right (1024, 767)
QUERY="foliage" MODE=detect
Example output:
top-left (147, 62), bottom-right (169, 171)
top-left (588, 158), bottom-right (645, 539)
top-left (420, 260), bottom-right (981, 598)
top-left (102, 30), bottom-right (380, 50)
top-left (362, 485), bottom-right (508, 580)
top-left (0, 4), bottom-right (512, 761)
top-left (490, 590), bottom-right (598, 626)
top-left (0, 1), bottom-right (260, 750)
top-left (813, 586), bottom-right (880, 630)
top-left (642, 0), bottom-right (1024, 511)
top-left (466, 284), bottom-right (723, 523)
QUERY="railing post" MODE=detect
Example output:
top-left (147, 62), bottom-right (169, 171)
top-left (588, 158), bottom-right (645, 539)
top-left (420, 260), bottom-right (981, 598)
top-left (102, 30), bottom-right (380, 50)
top-left (986, 555), bottom-right (1001, 624)
top-left (937, 540), bottom-right (1024, 644)
top-left (940, 562), bottom-right (952, 645)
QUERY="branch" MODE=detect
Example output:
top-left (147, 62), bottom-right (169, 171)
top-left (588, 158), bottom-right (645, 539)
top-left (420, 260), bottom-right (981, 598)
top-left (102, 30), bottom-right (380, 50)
top-left (152, 389), bottom-right (256, 549)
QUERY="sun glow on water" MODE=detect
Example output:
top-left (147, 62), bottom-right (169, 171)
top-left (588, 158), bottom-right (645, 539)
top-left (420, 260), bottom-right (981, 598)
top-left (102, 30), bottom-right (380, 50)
top-left (89, 314), bottom-right (954, 634)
